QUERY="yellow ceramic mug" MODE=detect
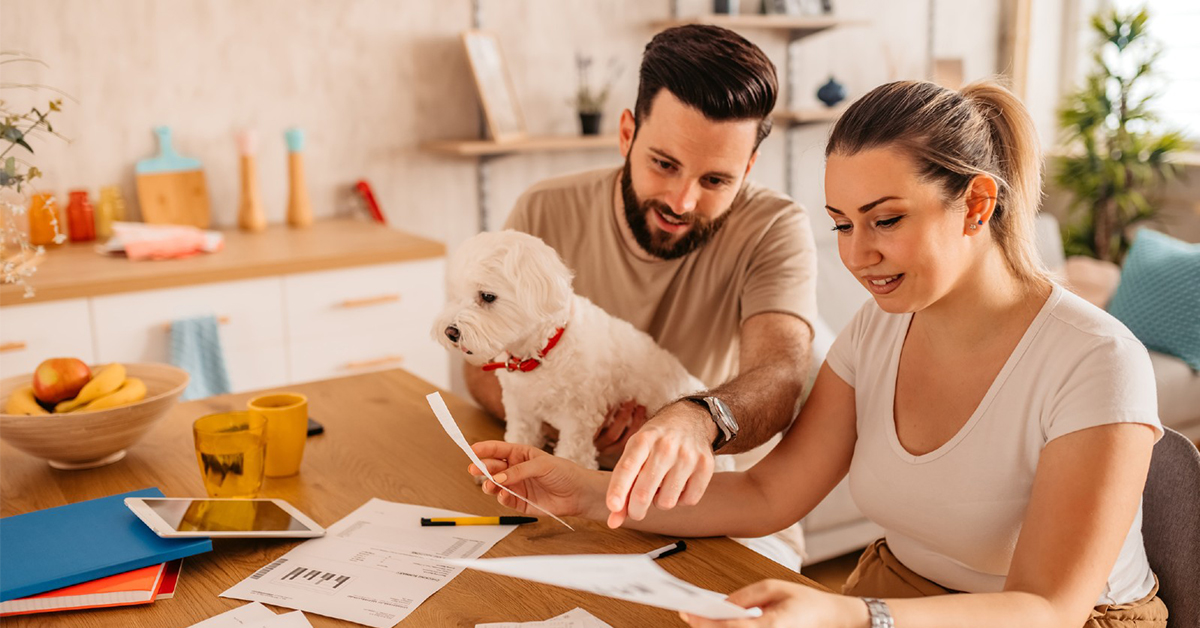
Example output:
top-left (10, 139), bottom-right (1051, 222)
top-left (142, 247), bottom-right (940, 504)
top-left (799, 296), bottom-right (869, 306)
top-left (248, 393), bottom-right (308, 477)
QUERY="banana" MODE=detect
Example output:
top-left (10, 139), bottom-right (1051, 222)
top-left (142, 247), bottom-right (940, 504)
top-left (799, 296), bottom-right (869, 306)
top-left (76, 377), bottom-right (146, 412)
top-left (55, 363), bottom-right (126, 413)
top-left (5, 385), bottom-right (50, 415)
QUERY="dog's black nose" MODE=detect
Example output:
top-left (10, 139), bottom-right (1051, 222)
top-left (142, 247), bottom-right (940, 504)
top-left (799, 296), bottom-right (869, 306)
top-left (444, 326), bottom-right (460, 343)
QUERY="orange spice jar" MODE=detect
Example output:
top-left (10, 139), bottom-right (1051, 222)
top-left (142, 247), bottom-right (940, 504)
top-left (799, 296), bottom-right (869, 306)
top-left (66, 189), bottom-right (95, 242)
top-left (27, 193), bottom-right (63, 246)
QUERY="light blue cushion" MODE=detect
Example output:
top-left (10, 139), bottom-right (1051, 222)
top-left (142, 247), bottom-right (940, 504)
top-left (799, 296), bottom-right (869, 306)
top-left (1107, 230), bottom-right (1200, 371)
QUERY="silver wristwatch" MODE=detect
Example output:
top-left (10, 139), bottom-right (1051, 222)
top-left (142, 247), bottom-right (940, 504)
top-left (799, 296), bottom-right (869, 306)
top-left (862, 598), bottom-right (895, 628)
top-left (683, 395), bottom-right (738, 451)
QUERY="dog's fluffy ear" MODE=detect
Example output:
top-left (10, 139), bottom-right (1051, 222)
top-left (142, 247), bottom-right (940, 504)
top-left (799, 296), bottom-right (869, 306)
top-left (502, 231), bottom-right (574, 322)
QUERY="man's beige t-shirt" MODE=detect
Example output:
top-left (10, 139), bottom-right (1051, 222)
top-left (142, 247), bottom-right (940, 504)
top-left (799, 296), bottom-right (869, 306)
top-left (505, 167), bottom-right (818, 387)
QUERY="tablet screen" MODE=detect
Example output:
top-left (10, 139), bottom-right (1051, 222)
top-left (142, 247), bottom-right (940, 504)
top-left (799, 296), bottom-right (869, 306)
top-left (141, 499), bottom-right (313, 532)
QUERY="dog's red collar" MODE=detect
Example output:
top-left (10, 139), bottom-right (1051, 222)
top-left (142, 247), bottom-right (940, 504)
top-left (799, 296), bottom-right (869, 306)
top-left (482, 327), bottom-right (566, 373)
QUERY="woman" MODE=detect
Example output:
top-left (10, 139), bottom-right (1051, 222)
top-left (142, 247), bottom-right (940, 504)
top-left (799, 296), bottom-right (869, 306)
top-left (468, 80), bottom-right (1168, 627)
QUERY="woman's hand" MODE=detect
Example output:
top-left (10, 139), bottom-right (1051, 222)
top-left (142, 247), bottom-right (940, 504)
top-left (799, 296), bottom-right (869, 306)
top-left (468, 441), bottom-right (604, 519)
top-left (679, 580), bottom-right (870, 628)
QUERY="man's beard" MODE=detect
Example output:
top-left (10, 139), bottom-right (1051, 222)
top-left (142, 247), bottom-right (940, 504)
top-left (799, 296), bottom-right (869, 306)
top-left (621, 158), bottom-right (731, 260)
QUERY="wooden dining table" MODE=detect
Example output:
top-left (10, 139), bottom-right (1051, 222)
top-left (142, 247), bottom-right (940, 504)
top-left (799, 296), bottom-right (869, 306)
top-left (0, 368), bottom-right (824, 627)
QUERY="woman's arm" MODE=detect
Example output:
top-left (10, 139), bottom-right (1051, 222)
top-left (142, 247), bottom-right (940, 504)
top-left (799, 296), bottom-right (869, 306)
top-left (879, 422), bottom-right (1157, 628)
top-left (866, 334), bottom-right (1164, 627)
top-left (477, 362), bottom-right (860, 537)
top-left (680, 422), bottom-right (1159, 628)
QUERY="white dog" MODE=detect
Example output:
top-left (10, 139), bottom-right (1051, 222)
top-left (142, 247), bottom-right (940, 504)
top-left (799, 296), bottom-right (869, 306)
top-left (433, 230), bottom-right (708, 470)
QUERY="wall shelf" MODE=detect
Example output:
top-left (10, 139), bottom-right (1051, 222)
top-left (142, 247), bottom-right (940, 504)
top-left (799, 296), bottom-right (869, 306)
top-left (420, 134), bottom-right (618, 158)
top-left (654, 15), bottom-right (863, 39)
top-left (775, 106), bottom-right (847, 126)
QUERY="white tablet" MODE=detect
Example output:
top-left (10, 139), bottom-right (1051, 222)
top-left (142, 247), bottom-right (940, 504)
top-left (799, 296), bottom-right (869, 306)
top-left (125, 497), bottom-right (325, 539)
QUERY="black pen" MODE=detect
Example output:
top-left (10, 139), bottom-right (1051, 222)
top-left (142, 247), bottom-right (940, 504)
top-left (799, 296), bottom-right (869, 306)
top-left (421, 516), bottom-right (538, 526)
top-left (645, 540), bottom-right (687, 560)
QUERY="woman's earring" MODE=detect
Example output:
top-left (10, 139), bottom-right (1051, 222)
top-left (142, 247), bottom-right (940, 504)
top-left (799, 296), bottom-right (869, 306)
top-left (968, 217), bottom-right (983, 230)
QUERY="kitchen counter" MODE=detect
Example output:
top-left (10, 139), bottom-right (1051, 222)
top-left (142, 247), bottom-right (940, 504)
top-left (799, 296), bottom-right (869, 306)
top-left (0, 219), bottom-right (445, 306)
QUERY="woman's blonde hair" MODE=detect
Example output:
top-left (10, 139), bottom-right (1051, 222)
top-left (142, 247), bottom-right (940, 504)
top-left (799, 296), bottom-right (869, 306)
top-left (826, 79), bottom-right (1052, 289)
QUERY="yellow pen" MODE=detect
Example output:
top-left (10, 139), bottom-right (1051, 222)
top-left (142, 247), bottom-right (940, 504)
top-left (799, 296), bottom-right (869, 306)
top-left (420, 516), bottom-right (538, 526)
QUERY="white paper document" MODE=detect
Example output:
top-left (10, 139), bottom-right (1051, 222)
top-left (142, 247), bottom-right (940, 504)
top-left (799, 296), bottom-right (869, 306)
top-left (449, 555), bottom-right (761, 620)
top-left (189, 602), bottom-right (278, 627)
top-left (222, 499), bottom-right (516, 628)
top-left (188, 602), bottom-right (314, 628)
top-left (426, 391), bottom-right (574, 530)
top-left (250, 611), bottom-right (314, 628)
top-left (476, 607), bottom-right (613, 628)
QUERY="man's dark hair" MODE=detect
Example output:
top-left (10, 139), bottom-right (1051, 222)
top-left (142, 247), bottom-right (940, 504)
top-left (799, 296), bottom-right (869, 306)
top-left (634, 25), bottom-right (777, 150)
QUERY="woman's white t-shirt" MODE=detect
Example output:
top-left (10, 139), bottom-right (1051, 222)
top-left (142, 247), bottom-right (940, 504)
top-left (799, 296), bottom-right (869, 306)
top-left (826, 284), bottom-right (1162, 605)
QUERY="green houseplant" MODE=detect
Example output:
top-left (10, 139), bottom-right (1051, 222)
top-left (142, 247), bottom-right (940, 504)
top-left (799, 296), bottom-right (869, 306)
top-left (1055, 6), bottom-right (1189, 263)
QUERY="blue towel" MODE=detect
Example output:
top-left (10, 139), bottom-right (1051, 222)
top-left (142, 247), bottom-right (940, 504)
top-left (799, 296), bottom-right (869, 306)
top-left (170, 314), bottom-right (232, 400)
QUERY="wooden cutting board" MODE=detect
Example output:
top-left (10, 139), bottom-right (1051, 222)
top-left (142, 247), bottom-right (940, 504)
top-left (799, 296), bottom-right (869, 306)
top-left (135, 126), bottom-right (211, 228)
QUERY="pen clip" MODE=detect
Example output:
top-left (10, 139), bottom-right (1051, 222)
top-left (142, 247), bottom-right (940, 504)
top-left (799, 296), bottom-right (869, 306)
top-left (648, 540), bottom-right (687, 560)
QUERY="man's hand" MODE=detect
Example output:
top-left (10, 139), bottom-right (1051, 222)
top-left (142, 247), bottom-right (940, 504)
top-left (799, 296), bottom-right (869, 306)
top-left (594, 401), bottom-right (649, 468)
top-left (604, 400), bottom-right (717, 528)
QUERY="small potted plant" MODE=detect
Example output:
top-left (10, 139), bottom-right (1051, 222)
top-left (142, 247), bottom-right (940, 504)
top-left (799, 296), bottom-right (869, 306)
top-left (571, 53), bottom-right (621, 136)
top-left (1, 52), bottom-right (69, 298)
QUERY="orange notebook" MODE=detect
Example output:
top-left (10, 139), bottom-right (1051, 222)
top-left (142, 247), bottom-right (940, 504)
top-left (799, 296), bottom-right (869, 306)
top-left (0, 560), bottom-right (170, 616)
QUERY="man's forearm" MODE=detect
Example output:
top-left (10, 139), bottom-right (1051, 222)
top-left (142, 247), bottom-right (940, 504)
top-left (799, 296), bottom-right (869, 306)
top-left (463, 361), bottom-right (506, 418)
top-left (703, 353), bottom-right (810, 453)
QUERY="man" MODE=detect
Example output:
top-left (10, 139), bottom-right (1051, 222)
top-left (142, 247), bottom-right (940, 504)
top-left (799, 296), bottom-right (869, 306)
top-left (465, 25), bottom-right (817, 536)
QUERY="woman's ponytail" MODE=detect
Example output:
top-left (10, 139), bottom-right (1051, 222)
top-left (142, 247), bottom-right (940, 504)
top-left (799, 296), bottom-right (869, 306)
top-left (960, 81), bottom-right (1048, 286)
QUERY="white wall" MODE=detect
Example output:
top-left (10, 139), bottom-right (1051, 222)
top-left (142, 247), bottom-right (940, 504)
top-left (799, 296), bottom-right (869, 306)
top-left (2, 0), bottom-right (1007, 331)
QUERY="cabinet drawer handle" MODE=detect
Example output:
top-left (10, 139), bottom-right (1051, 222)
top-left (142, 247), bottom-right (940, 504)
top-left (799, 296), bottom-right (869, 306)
top-left (161, 315), bottom-right (231, 331)
top-left (338, 294), bottom-right (401, 309)
top-left (0, 341), bottom-right (27, 353)
top-left (342, 355), bottom-right (404, 370)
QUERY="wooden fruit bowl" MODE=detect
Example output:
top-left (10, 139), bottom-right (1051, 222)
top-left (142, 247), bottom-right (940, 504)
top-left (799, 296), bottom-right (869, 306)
top-left (0, 363), bottom-right (189, 469)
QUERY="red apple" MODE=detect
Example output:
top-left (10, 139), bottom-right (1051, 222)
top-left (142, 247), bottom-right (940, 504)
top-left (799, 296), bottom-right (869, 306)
top-left (31, 358), bottom-right (92, 404)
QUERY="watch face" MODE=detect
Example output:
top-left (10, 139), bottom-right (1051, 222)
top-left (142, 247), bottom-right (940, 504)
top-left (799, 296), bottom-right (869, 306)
top-left (711, 398), bottom-right (737, 434)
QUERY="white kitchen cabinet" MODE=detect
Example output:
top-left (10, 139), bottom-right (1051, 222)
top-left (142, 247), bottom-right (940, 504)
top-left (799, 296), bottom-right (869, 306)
top-left (288, 330), bottom-right (448, 387)
top-left (283, 259), bottom-right (444, 339)
top-left (1, 256), bottom-right (448, 396)
top-left (282, 258), bottom-right (449, 388)
top-left (90, 278), bottom-right (289, 393)
top-left (0, 298), bottom-right (95, 379)
top-left (0, 221), bottom-right (448, 397)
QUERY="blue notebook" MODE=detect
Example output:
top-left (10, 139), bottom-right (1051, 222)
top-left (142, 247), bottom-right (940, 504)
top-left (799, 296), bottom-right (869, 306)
top-left (0, 488), bottom-right (212, 602)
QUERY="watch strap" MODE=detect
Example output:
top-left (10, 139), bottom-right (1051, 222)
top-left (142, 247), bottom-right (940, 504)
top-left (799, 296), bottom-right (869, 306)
top-left (862, 597), bottom-right (895, 628)
top-left (682, 396), bottom-right (731, 451)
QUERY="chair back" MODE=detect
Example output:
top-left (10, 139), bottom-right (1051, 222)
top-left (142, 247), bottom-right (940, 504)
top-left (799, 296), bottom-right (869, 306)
top-left (1142, 427), bottom-right (1200, 627)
